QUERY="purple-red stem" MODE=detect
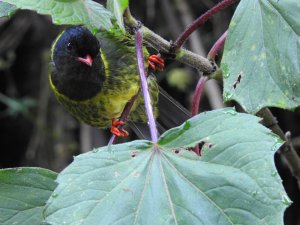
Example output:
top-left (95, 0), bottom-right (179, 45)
top-left (192, 76), bottom-right (208, 116)
top-left (175, 0), bottom-right (238, 48)
top-left (135, 29), bottom-right (158, 143)
top-left (207, 30), bottom-right (227, 60)
top-left (191, 76), bottom-right (208, 155)
top-left (108, 91), bottom-right (140, 145)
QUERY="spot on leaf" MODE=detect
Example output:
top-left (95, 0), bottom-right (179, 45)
top-left (131, 151), bottom-right (138, 158)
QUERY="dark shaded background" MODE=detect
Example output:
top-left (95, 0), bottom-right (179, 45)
top-left (0, 0), bottom-right (299, 224)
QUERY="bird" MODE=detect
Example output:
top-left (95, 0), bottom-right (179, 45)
top-left (49, 26), bottom-right (167, 137)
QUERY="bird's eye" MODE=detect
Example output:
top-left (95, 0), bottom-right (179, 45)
top-left (67, 42), bottom-right (73, 50)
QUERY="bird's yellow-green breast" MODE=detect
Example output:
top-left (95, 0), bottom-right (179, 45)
top-left (50, 26), bottom-right (158, 128)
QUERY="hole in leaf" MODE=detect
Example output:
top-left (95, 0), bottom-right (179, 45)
top-left (233, 72), bottom-right (242, 89)
top-left (198, 141), bottom-right (205, 149)
top-left (197, 139), bottom-right (214, 153)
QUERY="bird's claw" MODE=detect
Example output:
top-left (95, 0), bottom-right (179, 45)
top-left (110, 119), bottom-right (129, 137)
top-left (148, 55), bottom-right (165, 72)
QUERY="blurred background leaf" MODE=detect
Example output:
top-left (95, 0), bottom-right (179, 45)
top-left (0, 92), bottom-right (35, 117)
top-left (166, 68), bottom-right (193, 91)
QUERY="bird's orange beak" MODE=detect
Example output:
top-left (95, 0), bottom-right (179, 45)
top-left (77, 54), bottom-right (93, 67)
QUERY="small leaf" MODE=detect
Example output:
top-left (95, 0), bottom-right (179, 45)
top-left (0, 167), bottom-right (57, 225)
top-left (222, 0), bottom-right (300, 113)
top-left (0, 93), bottom-right (36, 116)
top-left (107, 0), bottom-right (129, 30)
top-left (0, 2), bottom-right (17, 17)
top-left (45, 109), bottom-right (287, 225)
top-left (1, 0), bottom-right (113, 30)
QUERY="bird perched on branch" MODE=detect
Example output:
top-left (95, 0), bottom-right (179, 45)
top-left (49, 26), bottom-right (166, 137)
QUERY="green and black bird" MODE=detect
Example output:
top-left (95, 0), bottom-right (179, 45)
top-left (50, 26), bottom-right (190, 137)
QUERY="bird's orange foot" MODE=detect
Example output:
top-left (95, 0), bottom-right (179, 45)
top-left (110, 119), bottom-right (129, 137)
top-left (148, 55), bottom-right (165, 72)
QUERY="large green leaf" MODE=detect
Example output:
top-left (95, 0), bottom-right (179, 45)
top-left (107, 0), bottom-right (129, 30)
top-left (1, 0), bottom-right (112, 30)
top-left (0, 2), bottom-right (17, 17)
top-left (45, 108), bottom-right (288, 225)
top-left (222, 0), bottom-right (300, 113)
top-left (0, 167), bottom-right (57, 225)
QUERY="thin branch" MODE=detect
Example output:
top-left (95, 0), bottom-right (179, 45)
top-left (175, 0), bottom-right (224, 109)
top-left (191, 76), bottom-right (208, 156)
top-left (256, 108), bottom-right (285, 139)
top-left (174, 0), bottom-right (238, 48)
top-left (207, 30), bottom-right (227, 60)
top-left (192, 76), bottom-right (208, 116)
top-left (135, 29), bottom-right (158, 142)
top-left (175, 0), bottom-right (206, 55)
top-left (124, 8), bottom-right (215, 74)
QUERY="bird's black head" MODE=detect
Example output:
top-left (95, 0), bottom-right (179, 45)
top-left (52, 26), bottom-right (105, 100)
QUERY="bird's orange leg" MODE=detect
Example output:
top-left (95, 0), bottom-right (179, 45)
top-left (110, 119), bottom-right (129, 137)
top-left (148, 55), bottom-right (165, 72)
